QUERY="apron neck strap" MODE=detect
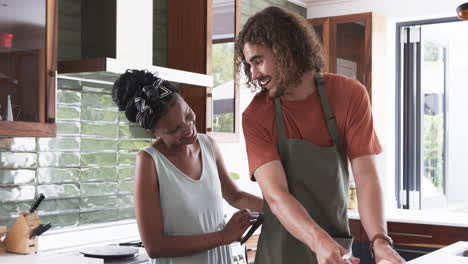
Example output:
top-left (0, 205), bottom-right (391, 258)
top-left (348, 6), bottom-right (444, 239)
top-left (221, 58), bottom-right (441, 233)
top-left (314, 73), bottom-right (346, 161)
top-left (274, 97), bottom-right (287, 141)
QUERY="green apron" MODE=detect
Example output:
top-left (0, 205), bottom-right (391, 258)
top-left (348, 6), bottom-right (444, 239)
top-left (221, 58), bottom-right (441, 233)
top-left (254, 74), bottom-right (353, 264)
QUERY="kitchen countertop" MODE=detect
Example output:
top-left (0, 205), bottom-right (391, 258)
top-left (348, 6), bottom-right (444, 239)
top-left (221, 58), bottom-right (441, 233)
top-left (0, 253), bottom-right (103, 264)
top-left (4, 209), bottom-right (464, 263)
top-left (348, 208), bottom-right (468, 228)
top-left (408, 241), bottom-right (468, 263)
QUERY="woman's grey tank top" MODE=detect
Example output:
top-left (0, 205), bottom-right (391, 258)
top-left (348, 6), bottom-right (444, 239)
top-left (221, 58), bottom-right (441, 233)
top-left (142, 133), bottom-right (233, 264)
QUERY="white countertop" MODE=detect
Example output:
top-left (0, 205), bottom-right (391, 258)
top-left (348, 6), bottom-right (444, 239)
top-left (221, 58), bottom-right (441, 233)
top-left (0, 253), bottom-right (103, 264)
top-left (408, 241), bottom-right (468, 263)
top-left (0, 220), bottom-right (142, 263)
top-left (348, 208), bottom-right (468, 228)
top-left (37, 220), bottom-right (140, 254)
top-left (2, 209), bottom-right (465, 263)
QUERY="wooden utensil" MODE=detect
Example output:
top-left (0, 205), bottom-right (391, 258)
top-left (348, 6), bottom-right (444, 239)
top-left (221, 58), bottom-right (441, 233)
top-left (4, 213), bottom-right (42, 254)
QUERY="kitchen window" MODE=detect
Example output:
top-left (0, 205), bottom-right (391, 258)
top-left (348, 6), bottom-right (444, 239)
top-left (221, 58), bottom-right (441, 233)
top-left (208, 0), bottom-right (241, 142)
top-left (212, 40), bottom-right (235, 133)
top-left (396, 17), bottom-right (468, 212)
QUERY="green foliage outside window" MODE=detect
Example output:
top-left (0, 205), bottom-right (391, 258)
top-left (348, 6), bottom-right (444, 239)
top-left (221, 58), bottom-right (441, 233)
top-left (423, 113), bottom-right (444, 193)
top-left (422, 40), bottom-right (445, 194)
top-left (213, 42), bottom-right (234, 87)
top-left (212, 42), bottom-right (235, 132)
top-left (213, 112), bottom-right (234, 133)
top-left (229, 172), bottom-right (240, 180)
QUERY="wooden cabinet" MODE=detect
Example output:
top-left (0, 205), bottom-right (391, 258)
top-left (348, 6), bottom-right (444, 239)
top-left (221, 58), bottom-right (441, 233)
top-left (350, 219), bottom-right (468, 262)
top-left (351, 219), bottom-right (468, 247)
top-left (0, 0), bottom-right (57, 137)
top-left (167, 0), bottom-right (210, 134)
top-left (387, 222), bottom-right (468, 248)
top-left (308, 12), bottom-right (387, 100)
top-left (167, 0), bottom-right (241, 141)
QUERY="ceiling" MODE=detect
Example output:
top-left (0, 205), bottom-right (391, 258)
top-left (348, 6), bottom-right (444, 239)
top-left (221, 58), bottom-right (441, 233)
top-left (288, 0), bottom-right (354, 8)
top-left (0, 0), bottom-right (45, 26)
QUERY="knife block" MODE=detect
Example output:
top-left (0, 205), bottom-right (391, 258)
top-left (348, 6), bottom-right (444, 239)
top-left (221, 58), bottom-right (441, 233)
top-left (4, 213), bottom-right (42, 254)
top-left (0, 225), bottom-right (6, 253)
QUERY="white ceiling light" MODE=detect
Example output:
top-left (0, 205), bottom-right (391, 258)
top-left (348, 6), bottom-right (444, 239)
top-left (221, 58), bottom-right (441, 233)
top-left (288, 0), bottom-right (355, 8)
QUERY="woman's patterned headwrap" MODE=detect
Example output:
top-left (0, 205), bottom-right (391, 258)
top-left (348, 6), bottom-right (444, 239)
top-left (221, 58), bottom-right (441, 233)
top-left (134, 78), bottom-right (173, 129)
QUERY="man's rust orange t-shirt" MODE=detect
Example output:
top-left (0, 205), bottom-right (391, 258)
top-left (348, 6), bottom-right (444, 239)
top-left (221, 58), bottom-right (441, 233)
top-left (242, 73), bottom-right (382, 180)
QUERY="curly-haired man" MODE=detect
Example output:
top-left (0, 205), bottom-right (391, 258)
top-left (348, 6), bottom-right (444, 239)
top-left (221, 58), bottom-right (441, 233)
top-left (235, 6), bottom-right (405, 264)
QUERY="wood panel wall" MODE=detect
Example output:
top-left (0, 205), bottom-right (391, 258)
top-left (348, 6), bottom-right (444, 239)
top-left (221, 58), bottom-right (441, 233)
top-left (167, 0), bottom-right (210, 133)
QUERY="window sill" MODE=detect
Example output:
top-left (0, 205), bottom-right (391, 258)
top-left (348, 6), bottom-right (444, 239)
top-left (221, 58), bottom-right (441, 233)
top-left (37, 220), bottom-right (140, 255)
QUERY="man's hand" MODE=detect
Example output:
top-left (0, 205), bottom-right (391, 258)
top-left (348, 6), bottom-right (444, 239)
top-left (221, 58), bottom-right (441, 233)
top-left (314, 231), bottom-right (360, 264)
top-left (373, 239), bottom-right (406, 264)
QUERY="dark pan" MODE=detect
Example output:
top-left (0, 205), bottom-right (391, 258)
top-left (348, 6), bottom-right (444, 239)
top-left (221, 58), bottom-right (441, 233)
top-left (80, 246), bottom-right (139, 260)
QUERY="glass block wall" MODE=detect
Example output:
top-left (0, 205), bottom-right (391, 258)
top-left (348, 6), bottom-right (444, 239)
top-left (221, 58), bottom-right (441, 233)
top-left (0, 78), bottom-right (154, 228)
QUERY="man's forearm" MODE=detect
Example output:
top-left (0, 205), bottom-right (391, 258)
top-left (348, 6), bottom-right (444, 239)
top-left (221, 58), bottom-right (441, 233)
top-left (267, 191), bottom-right (328, 252)
top-left (356, 177), bottom-right (387, 239)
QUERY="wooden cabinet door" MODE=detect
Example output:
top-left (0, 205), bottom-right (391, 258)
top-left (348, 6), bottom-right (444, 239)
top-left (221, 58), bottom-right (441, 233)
top-left (0, 0), bottom-right (57, 137)
top-left (168, 0), bottom-right (242, 140)
top-left (330, 13), bottom-right (372, 97)
top-left (309, 17), bottom-right (331, 72)
top-left (167, 0), bottom-right (210, 134)
top-left (308, 13), bottom-right (372, 98)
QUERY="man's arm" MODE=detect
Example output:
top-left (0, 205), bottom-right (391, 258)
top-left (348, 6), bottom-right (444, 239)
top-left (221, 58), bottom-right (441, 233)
top-left (352, 155), bottom-right (406, 263)
top-left (255, 161), bottom-right (359, 264)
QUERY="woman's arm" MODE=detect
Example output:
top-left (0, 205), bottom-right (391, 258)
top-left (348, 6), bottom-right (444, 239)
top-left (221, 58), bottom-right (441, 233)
top-left (207, 135), bottom-right (264, 212)
top-left (135, 151), bottom-right (254, 259)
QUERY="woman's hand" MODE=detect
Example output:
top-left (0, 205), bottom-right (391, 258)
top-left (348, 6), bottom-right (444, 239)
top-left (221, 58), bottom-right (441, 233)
top-left (315, 231), bottom-right (360, 264)
top-left (220, 209), bottom-right (259, 244)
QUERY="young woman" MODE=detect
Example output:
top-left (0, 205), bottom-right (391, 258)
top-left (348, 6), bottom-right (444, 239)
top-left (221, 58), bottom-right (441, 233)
top-left (112, 70), bottom-right (263, 264)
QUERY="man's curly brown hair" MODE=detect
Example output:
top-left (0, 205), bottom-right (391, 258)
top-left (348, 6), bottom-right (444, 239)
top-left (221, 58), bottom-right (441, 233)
top-left (235, 6), bottom-right (324, 91)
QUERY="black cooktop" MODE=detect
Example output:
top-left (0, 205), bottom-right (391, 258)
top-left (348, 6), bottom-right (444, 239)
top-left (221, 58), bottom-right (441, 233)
top-left (77, 240), bottom-right (149, 264)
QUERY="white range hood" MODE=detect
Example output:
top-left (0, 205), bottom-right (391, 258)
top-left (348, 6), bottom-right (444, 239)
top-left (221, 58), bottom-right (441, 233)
top-left (58, 57), bottom-right (213, 88)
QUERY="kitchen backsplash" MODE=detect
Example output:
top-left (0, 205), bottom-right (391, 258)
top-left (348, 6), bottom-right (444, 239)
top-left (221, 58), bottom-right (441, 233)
top-left (0, 78), bottom-right (153, 228)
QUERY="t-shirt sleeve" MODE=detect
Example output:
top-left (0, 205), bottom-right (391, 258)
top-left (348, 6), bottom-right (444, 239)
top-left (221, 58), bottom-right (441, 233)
top-left (345, 82), bottom-right (382, 160)
top-left (242, 113), bottom-right (280, 181)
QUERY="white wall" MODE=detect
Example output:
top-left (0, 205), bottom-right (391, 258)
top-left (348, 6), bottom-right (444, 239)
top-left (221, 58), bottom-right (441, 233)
top-left (444, 22), bottom-right (468, 209)
top-left (116, 0), bottom-right (153, 65)
top-left (307, 0), bottom-right (465, 20)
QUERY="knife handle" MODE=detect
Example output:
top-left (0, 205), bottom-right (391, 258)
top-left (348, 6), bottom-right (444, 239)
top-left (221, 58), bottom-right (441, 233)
top-left (29, 193), bottom-right (45, 213)
top-left (36, 223), bottom-right (52, 236)
top-left (29, 223), bottom-right (52, 238)
top-left (240, 213), bottom-right (264, 245)
top-left (30, 224), bottom-right (44, 238)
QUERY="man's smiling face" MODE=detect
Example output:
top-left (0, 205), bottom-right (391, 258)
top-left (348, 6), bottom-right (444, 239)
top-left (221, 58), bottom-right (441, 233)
top-left (243, 43), bottom-right (285, 98)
